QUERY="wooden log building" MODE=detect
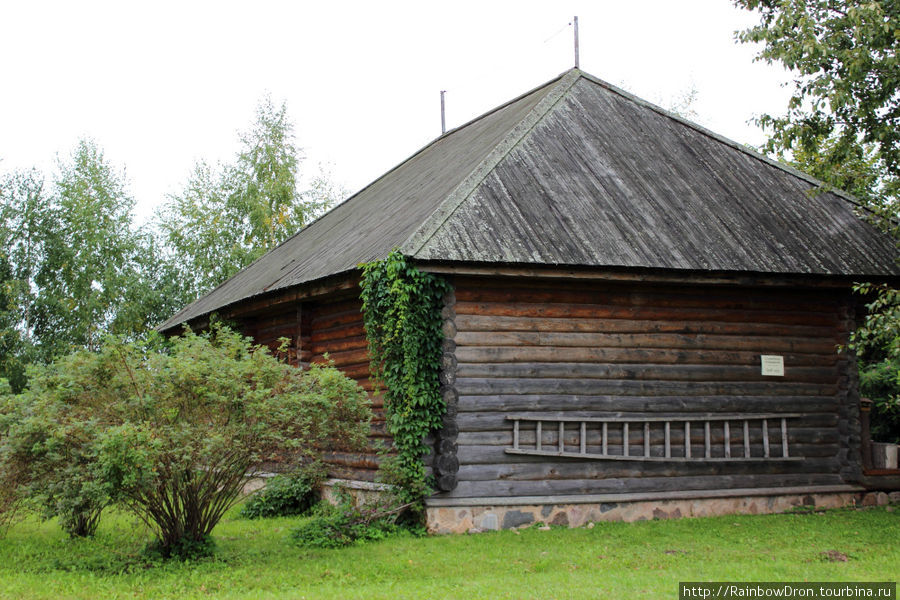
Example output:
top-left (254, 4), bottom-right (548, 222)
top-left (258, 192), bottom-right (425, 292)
top-left (159, 69), bottom-right (899, 532)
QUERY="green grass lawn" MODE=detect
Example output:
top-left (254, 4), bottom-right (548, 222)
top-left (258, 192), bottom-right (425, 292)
top-left (0, 505), bottom-right (897, 599)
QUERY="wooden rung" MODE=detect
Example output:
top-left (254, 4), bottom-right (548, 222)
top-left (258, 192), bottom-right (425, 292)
top-left (781, 418), bottom-right (789, 458)
top-left (602, 422), bottom-right (608, 456)
top-left (536, 421), bottom-right (542, 452)
top-left (664, 421), bottom-right (671, 458)
top-left (762, 419), bottom-right (770, 458)
top-left (704, 421), bottom-right (711, 458)
top-left (684, 422), bottom-right (691, 458)
top-left (743, 420), bottom-right (750, 458)
top-left (724, 421), bottom-right (731, 459)
top-left (644, 422), bottom-right (650, 457)
top-left (623, 422), bottom-right (629, 457)
top-left (580, 421), bottom-right (586, 455)
top-left (513, 420), bottom-right (520, 450)
top-left (558, 421), bottom-right (564, 453)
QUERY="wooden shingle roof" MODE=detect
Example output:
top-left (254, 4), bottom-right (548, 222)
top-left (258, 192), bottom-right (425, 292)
top-left (159, 68), bottom-right (899, 332)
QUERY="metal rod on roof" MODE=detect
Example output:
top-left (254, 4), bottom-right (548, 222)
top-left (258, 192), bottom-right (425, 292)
top-left (574, 16), bottom-right (580, 68)
top-left (440, 90), bottom-right (447, 134)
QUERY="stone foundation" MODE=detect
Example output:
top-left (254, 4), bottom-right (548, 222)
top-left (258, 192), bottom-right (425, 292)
top-left (426, 492), bottom-right (862, 534)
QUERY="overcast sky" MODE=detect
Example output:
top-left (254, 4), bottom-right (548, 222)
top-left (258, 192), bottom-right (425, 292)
top-left (0, 1), bottom-right (793, 223)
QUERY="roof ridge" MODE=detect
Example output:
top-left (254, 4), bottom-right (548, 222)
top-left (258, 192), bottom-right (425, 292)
top-left (401, 68), bottom-right (583, 256)
top-left (573, 71), bottom-right (866, 212)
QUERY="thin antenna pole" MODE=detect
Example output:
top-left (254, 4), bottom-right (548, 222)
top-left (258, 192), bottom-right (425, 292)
top-left (573, 16), bottom-right (580, 68)
top-left (440, 90), bottom-right (446, 134)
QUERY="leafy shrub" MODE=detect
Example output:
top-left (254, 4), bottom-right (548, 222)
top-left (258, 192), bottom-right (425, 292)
top-left (290, 492), bottom-right (423, 549)
top-left (0, 325), bottom-right (371, 556)
top-left (860, 358), bottom-right (900, 443)
top-left (241, 463), bottom-right (325, 519)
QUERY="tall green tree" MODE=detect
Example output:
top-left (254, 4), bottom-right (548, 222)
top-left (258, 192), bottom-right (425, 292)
top-left (735, 0), bottom-right (899, 222)
top-left (0, 169), bottom-right (49, 390)
top-left (0, 141), bottom-right (185, 391)
top-left (736, 0), bottom-right (900, 440)
top-left (30, 139), bottom-right (146, 356)
top-left (159, 96), bottom-right (341, 299)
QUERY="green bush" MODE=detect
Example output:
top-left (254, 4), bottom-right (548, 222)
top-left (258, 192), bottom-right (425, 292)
top-left (0, 325), bottom-right (372, 557)
top-left (241, 464), bottom-right (325, 519)
top-left (291, 494), bottom-right (423, 549)
top-left (860, 358), bottom-right (900, 443)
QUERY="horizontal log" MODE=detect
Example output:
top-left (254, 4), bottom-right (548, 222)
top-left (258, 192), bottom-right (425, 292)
top-left (455, 313), bottom-right (837, 338)
top-left (455, 456), bottom-right (842, 481)
top-left (309, 335), bottom-right (368, 354)
top-left (456, 346), bottom-right (837, 367)
top-left (445, 472), bottom-right (844, 498)
top-left (454, 285), bottom-right (839, 313)
top-left (311, 306), bottom-right (364, 331)
top-left (460, 422), bottom-right (837, 444)
top-left (247, 312), bottom-right (297, 333)
top-left (456, 394), bottom-right (840, 414)
top-left (311, 323), bottom-right (367, 343)
top-left (455, 301), bottom-right (838, 327)
top-left (312, 297), bottom-right (363, 317)
top-left (455, 331), bottom-right (838, 354)
top-left (455, 378), bottom-right (838, 398)
top-left (311, 347), bottom-right (369, 367)
top-left (326, 466), bottom-right (378, 482)
top-left (456, 411), bottom-right (838, 432)
top-left (321, 451), bottom-right (381, 470)
top-left (456, 362), bottom-right (838, 384)
top-left (458, 443), bottom-right (838, 463)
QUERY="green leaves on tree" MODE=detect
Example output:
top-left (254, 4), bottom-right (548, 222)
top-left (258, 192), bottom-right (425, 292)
top-left (158, 95), bottom-right (343, 299)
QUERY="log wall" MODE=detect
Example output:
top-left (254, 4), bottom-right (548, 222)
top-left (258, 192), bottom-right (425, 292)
top-left (238, 291), bottom-right (385, 482)
top-left (439, 275), bottom-right (861, 500)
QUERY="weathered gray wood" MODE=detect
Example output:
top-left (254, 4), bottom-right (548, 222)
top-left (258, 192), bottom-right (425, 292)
top-left (455, 313), bottom-right (837, 338)
top-left (513, 419), bottom-right (519, 450)
top-left (623, 422), bottom-right (629, 457)
top-left (457, 425), bottom-right (836, 446)
top-left (665, 421), bottom-right (672, 458)
top-left (457, 443), bottom-right (841, 465)
top-left (685, 422), bottom-right (691, 458)
top-left (763, 419), bottom-right (770, 458)
top-left (705, 422), bottom-right (711, 458)
top-left (743, 420), bottom-right (750, 458)
top-left (456, 457), bottom-right (843, 481)
top-left (602, 422), bottom-right (608, 455)
top-left (456, 378), bottom-right (838, 397)
top-left (558, 421), bottom-right (564, 453)
top-left (536, 421), bottom-right (542, 452)
top-left (505, 413), bottom-right (802, 423)
top-left (724, 421), bottom-right (731, 459)
top-left (504, 448), bottom-right (803, 463)
top-left (782, 418), bottom-right (789, 458)
top-left (457, 362), bottom-right (837, 383)
top-left (457, 394), bottom-right (841, 414)
top-left (445, 472), bottom-right (846, 498)
top-left (455, 331), bottom-right (836, 354)
top-left (644, 422), bottom-right (650, 457)
top-left (456, 345), bottom-right (836, 367)
top-left (580, 422), bottom-right (586, 455)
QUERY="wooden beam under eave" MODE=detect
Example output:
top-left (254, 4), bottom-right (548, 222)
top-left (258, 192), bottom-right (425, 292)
top-left (414, 263), bottom-right (893, 289)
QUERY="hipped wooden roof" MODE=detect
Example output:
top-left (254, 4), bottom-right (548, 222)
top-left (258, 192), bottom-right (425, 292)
top-left (159, 68), bottom-right (899, 332)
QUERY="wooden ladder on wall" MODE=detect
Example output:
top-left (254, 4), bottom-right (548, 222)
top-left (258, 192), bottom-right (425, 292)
top-left (505, 414), bottom-right (802, 462)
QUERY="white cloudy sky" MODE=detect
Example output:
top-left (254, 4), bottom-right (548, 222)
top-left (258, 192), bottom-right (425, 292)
top-left (0, 1), bottom-right (793, 223)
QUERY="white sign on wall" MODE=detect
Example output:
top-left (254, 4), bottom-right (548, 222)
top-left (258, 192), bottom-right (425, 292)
top-left (760, 354), bottom-right (784, 377)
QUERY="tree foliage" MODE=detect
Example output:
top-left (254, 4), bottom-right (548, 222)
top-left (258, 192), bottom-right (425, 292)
top-left (735, 0), bottom-right (899, 214)
top-left (158, 96), bottom-right (342, 299)
top-left (0, 141), bottom-right (179, 392)
top-left (737, 0), bottom-right (900, 441)
top-left (0, 326), bottom-right (371, 555)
